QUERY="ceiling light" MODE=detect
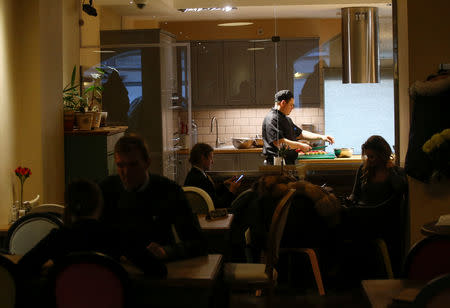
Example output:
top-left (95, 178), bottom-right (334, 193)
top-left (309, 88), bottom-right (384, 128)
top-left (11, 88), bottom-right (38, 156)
top-left (247, 48), bottom-right (265, 51)
top-left (218, 22), bottom-right (253, 27)
top-left (178, 7), bottom-right (237, 13)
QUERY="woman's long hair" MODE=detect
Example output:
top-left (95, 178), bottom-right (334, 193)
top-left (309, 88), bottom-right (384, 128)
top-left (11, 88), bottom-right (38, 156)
top-left (361, 135), bottom-right (392, 184)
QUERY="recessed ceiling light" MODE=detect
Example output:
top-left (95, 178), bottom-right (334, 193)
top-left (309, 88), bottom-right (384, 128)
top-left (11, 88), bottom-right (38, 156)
top-left (218, 22), bottom-right (253, 27)
top-left (178, 7), bottom-right (237, 13)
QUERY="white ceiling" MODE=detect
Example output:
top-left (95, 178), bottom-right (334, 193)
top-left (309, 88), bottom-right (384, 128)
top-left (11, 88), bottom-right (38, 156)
top-left (93, 0), bottom-right (392, 21)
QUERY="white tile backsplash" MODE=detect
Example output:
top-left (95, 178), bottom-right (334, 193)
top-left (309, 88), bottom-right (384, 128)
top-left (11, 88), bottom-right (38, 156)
top-left (192, 107), bottom-right (325, 147)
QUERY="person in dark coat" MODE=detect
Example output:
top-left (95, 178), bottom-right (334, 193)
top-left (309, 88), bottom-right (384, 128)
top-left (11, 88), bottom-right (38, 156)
top-left (100, 134), bottom-right (206, 261)
top-left (184, 143), bottom-right (242, 209)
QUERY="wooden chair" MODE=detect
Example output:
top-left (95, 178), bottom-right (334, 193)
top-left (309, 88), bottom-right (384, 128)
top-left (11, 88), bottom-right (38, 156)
top-left (224, 189), bottom-right (296, 307)
top-left (29, 203), bottom-right (65, 217)
top-left (49, 251), bottom-right (130, 308)
top-left (183, 186), bottom-right (215, 214)
top-left (0, 254), bottom-right (18, 308)
top-left (413, 273), bottom-right (450, 308)
top-left (6, 212), bottom-right (63, 255)
top-left (403, 235), bottom-right (450, 281)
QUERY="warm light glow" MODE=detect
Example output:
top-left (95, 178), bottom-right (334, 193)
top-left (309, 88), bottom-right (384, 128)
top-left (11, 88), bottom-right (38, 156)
top-left (247, 48), bottom-right (265, 51)
top-left (178, 7), bottom-right (237, 13)
top-left (218, 22), bottom-right (253, 27)
top-left (92, 50), bottom-right (116, 53)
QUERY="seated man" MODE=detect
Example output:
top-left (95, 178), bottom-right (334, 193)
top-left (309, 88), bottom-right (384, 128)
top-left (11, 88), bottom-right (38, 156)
top-left (100, 134), bottom-right (207, 261)
top-left (18, 179), bottom-right (167, 277)
top-left (184, 143), bottom-right (242, 209)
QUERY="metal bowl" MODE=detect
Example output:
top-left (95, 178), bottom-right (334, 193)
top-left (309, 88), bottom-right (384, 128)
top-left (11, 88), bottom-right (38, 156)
top-left (254, 138), bottom-right (264, 147)
top-left (232, 137), bottom-right (254, 149)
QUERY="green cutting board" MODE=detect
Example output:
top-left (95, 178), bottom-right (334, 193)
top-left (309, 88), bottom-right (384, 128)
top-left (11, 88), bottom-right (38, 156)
top-left (297, 153), bottom-right (336, 160)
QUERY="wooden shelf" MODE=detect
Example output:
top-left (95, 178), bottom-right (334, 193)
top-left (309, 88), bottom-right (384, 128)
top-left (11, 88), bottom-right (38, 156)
top-left (64, 126), bottom-right (128, 136)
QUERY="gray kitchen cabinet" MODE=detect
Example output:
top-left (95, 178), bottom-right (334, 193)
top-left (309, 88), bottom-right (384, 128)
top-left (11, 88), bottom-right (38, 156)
top-left (285, 38), bottom-right (320, 107)
top-left (211, 153), bottom-right (239, 172)
top-left (191, 38), bottom-right (319, 108)
top-left (223, 41), bottom-right (256, 106)
top-left (238, 153), bottom-right (265, 171)
top-left (191, 41), bottom-right (224, 107)
top-left (254, 41), bottom-right (287, 105)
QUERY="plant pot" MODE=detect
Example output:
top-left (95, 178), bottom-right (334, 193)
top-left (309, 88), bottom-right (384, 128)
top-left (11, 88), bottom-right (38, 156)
top-left (75, 112), bottom-right (93, 130)
top-left (100, 111), bottom-right (108, 127)
top-left (91, 111), bottom-right (102, 129)
top-left (63, 110), bottom-right (75, 131)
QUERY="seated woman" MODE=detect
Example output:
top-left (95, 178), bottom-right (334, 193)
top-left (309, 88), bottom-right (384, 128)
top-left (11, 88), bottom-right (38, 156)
top-left (349, 135), bottom-right (407, 206)
top-left (18, 179), bottom-right (167, 277)
top-left (344, 135), bottom-right (408, 277)
top-left (184, 143), bottom-right (242, 208)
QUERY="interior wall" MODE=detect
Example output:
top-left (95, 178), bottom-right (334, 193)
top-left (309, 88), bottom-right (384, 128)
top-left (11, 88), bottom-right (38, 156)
top-left (0, 0), bottom-right (19, 223)
top-left (401, 0), bottom-right (450, 246)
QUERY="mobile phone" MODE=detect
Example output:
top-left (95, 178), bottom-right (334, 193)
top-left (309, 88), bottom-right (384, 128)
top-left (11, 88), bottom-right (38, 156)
top-left (234, 174), bottom-right (244, 183)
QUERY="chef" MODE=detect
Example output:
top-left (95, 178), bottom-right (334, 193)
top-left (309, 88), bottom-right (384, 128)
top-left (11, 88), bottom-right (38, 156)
top-left (262, 89), bottom-right (335, 165)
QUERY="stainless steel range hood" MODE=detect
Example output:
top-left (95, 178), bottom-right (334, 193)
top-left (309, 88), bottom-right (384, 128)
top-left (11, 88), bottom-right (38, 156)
top-left (341, 7), bottom-right (380, 83)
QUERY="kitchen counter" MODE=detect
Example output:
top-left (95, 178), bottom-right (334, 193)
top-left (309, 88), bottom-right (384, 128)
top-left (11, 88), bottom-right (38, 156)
top-left (177, 146), bottom-right (263, 155)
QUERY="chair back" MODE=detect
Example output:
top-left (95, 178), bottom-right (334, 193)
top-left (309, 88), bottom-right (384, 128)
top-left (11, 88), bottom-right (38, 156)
top-left (50, 251), bottom-right (129, 308)
top-left (7, 213), bottom-right (63, 255)
top-left (29, 203), bottom-right (64, 217)
top-left (413, 273), bottom-right (450, 308)
top-left (403, 235), bottom-right (450, 281)
top-left (182, 186), bottom-right (215, 214)
top-left (265, 189), bottom-right (295, 278)
top-left (0, 255), bottom-right (18, 308)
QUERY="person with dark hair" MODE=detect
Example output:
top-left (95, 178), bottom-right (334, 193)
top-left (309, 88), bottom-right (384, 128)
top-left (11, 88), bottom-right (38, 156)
top-left (100, 134), bottom-right (207, 261)
top-left (184, 142), bottom-right (242, 208)
top-left (262, 89), bottom-right (335, 165)
top-left (349, 135), bottom-right (407, 206)
top-left (18, 179), bottom-right (167, 277)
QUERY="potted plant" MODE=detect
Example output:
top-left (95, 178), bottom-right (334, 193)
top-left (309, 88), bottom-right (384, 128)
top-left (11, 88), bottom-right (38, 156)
top-left (276, 142), bottom-right (289, 172)
top-left (83, 67), bottom-right (105, 129)
top-left (63, 66), bottom-right (84, 131)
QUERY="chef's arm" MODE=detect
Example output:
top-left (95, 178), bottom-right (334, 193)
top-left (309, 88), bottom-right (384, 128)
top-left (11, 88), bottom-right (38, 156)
top-left (299, 130), bottom-right (335, 144)
top-left (273, 138), bottom-right (311, 152)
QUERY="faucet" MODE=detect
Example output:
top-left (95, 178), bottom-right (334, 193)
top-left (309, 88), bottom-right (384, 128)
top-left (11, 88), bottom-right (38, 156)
top-left (210, 116), bottom-right (222, 148)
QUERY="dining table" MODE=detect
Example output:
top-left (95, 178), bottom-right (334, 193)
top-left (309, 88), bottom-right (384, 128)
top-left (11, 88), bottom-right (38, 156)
top-left (2, 253), bottom-right (225, 308)
top-left (421, 220), bottom-right (450, 237)
top-left (198, 214), bottom-right (234, 261)
top-left (362, 279), bottom-right (426, 308)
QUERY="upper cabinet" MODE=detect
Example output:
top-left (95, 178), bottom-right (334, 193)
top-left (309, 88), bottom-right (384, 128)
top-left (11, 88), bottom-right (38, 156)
top-left (191, 38), bottom-right (319, 108)
top-left (191, 41), bottom-right (224, 106)
top-left (224, 41), bottom-right (256, 106)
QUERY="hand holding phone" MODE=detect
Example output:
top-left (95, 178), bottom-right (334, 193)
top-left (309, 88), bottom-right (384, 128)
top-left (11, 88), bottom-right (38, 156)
top-left (234, 174), bottom-right (244, 183)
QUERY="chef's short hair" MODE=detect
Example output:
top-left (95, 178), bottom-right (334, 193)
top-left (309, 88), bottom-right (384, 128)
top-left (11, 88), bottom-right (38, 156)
top-left (114, 134), bottom-right (150, 162)
top-left (275, 90), bottom-right (294, 104)
top-left (189, 143), bottom-right (213, 165)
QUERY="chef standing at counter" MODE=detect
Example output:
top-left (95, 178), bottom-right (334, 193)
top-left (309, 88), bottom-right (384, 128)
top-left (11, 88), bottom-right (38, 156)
top-left (262, 90), bottom-right (335, 165)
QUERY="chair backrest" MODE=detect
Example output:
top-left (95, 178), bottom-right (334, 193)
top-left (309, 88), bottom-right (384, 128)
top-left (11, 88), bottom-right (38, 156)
top-left (50, 251), bottom-right (129, 308)
top-left (0, 255), bottom-right (18, 308)
top-left (7, 212), bottom-right (63, 255)
top-left (413, 273), bottom-right (450, 308)
top-left (29, 203), bottom-right (65, 217)
top-left (182, 186), bottom-right (215, 214)
top-left (403, 236), bottom-right (450, 281)
top-left (265, 189), bottom-right (296, 278)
